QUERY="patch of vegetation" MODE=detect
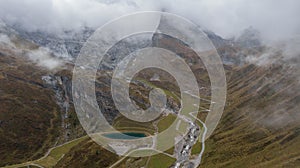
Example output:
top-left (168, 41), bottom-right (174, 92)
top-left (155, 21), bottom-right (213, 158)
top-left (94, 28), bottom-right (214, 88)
top-left (113, 115), bottom-right (156, 135)
top-left (147, 153), bottom-right (176, 168)
top-left (35, 136), bottom-right (87, 167)
top-left (55, 138), bottom-right (119, 168)
top-left (0, 54), bottom-right (61, 166)
top-left (157, 114), bottom-right (177, 132)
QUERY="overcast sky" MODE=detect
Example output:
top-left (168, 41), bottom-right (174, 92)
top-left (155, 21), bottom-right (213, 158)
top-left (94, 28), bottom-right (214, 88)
top-left (0, 0), bottom-right (300, 41)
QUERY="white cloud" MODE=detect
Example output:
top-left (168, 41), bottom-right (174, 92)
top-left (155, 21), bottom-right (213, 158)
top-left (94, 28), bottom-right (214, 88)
top-left (27, 47), bottom-right (63, 70)
top-left (0, 0), bottom-right (299, 41)
top-left (0, 34), bottom-right (14, 46)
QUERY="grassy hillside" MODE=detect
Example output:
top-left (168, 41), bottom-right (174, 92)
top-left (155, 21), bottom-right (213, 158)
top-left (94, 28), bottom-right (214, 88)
top-left (200, 63), bottom-right (300, 167)
top-left (0, 48), bottom-right (61, 166)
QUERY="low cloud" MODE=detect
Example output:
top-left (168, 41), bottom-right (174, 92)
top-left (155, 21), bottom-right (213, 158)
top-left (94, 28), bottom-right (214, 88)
top-left (245, 37), bottom-right (300, 66)
top-left (0, 0), bottom-right (299, 41)
top-left (27, 47), bottom-right (63, 70)
top-left (1, 0), bottom-right (299, 69)
top-left (245, 50), bottom-right (279, 66)
top-left (0, 34), bottom-right (14, 47)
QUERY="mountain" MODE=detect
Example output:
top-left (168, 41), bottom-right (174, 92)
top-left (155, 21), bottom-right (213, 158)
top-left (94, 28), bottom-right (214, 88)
top-left (0, 19), bottom-right (299, 168)
top-left (10, 26), bottom-right (94, 61)
top-left (237, 26), bottom-right (262, 48)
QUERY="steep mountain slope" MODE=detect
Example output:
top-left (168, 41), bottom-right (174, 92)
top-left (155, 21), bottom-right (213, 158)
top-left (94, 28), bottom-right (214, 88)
top-left (201, 62), bottom-right (300, 167)
top-left (0, 22), bottom-right (86, 166)
top-left (0, 34), bottom-right (61, 166)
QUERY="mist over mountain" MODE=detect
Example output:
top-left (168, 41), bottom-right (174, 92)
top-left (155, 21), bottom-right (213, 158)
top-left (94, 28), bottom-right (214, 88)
top-left (1, 0), bottom-right (300, 41)
top-left (1, 0), bottom-right (299, 70)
